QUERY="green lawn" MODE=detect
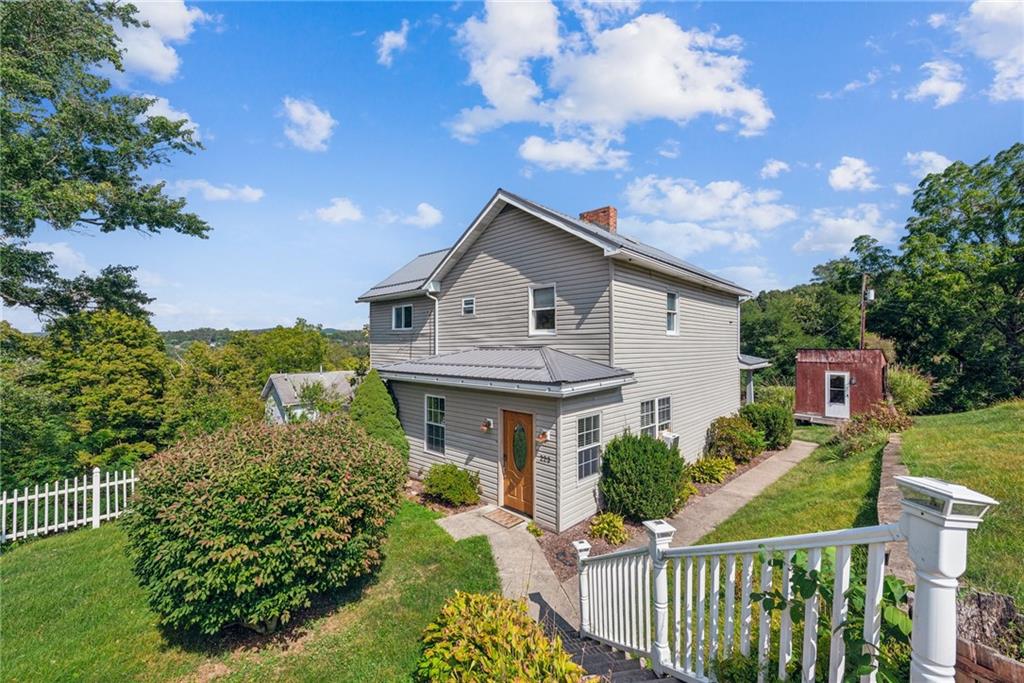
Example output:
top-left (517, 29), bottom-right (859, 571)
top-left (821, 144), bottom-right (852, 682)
top-left (901, 400), bottom-right (1024, 604)
top-left (1, 502), bottom-right (499, 682)
top-left (792, 424), bottom-right (835, 445)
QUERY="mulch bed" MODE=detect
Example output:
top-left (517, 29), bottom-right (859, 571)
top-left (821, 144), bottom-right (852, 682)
top-left (538, 447), bottom-right (785, 583)
top-left (403, 478), bottom-right (482, 516)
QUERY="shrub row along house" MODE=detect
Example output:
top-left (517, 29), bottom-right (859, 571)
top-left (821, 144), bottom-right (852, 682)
top-left (357, 189), bottom-right (767, 532)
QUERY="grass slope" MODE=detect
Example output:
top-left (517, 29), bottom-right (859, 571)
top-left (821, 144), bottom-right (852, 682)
top-left (1, 502), bottom-right (499, 682)
top-left (901, 400), bottom-right (1024, 603)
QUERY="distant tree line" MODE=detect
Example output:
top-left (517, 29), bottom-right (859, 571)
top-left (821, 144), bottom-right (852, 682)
top-left (743, 143), bottom-right (1023, 413)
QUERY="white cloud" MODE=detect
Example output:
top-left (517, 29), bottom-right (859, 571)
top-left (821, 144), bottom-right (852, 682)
top-left (818, 69), bottom-right (882, 99)
top-left (453, 2), bottom-right (773, 168)
top-left (140, 95), bottom-right (199, 137)
top-left (625, 175), bottom-right (798, 232)
top-left (116, 1), bottom-right (210, 82)
top-left (315, 197), bottom-right (364, 223)
top-left (172, 179), bottom-right (264, 202)
top-left (906, 60), bottom-right (966, 107)
top-left (956, 1), bottom-right (1024, 101)
top-left (828, 156), bottom-right (879, 191)
top-left (567, 0), bottom-right (641, 36)
top-left (894, 183), bottom-right (913, 196)
top-left (282, 97), bottom-right (337, 152)
top-left (794, 204), bottom-right (899, 254)
top-left (657, 139), bottom-right (680, 159)
top-left (904, 150), bottom-right (953, 178)
top-left (617, 216), bottom-right (758, 257)
top-left (928, 13), bottom-right (949, 29)
top-left (518, 135), bottom-right (629, 171)
top-left (760, 159), bottom-right (790, 179)
top-left (26, 242), bottom-right (94, 276)
top-left (377, 19), bottom-right (410, 67)
top-left (401, 202), bottom-right (444, 228)
top-left (715, 265), bottom-right (782, 293)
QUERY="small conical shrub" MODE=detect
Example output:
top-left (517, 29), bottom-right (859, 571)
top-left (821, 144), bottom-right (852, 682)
top-left (350, 369), bottom-right (409, 460)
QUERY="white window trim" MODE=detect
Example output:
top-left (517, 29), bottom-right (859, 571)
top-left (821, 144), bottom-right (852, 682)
top-left (657, 396), bottom-right (672, 432)
top-left (640, 400), bottom-right (656, 438)
top-left (462, 297), bottom-right (476, 316)
top-left (424, 394), bottom-right (446, 455)
top-left (392, 304), bottom-right (413, 331)
top-left (576, 412), bottom-right (602, 481)
top-left (666, 291), bottom-right (679, 336)
top-left (528, 283), bottom-right (557, 336)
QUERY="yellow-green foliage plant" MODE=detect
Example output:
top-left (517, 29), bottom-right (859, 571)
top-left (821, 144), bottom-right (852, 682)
top-left (416, 592), bottom-right (584, 682)
top-left (589, 512), bottom-right (629, 545)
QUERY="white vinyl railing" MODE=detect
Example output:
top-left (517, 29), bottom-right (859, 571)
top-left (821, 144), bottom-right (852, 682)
top-left (1, 467), bottom-right (136, 544)
top-left (573, 476), bottom-right (998, 683)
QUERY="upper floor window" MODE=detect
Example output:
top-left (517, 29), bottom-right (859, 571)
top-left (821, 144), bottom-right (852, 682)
top-left (666, 292), bottom-right (679, 334)
top-left (425, 395), bottom-right (446, 454)
top-left (392, 304), bottom-right (413, 330)
top-left (577, 413), bottom-right (601, 479)
top-left (530, 285), bottom-right (556, 335)
top-left (462, 297), bottom-right (475, 316)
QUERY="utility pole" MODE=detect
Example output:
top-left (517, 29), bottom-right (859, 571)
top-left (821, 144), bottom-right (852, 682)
top-left (859, 272), bottom-right (868, 350)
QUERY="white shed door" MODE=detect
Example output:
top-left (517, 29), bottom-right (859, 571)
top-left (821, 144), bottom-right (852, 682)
top-left (825, 372), bottom-right (850, 419)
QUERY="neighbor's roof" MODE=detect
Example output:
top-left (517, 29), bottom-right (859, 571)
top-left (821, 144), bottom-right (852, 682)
top-left (356, 248), bottom-right (450, 301)
top-left (260, 370), bottom-right (356, 406)
top-left (738, 353), bottom-right (772, 370)
top-left (378, 346), bottom-right (635, 397)
top-left (357, 189), bottom-right (749, 302)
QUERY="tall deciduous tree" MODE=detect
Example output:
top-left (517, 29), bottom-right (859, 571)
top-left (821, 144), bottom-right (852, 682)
top-left (228, 319), bottom-right (331, 381)
top-left (1, 0), bottom-right (208, 320)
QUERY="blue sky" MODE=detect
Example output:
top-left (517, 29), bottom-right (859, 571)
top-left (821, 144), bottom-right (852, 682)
top-left (8, 0), bottom-right (1023, 332)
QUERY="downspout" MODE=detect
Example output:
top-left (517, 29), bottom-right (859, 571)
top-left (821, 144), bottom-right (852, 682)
top-left (425, 288), bottom-right (440, 355)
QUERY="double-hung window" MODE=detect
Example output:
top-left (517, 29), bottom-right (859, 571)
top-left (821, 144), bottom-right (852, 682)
top-left (529, 285), bottom-right (556, 335)
top-left (666, 292), bottom-right (679, 334)
top-left (577, 414), bottom-right (601, 479)
top-left (462, 297), bottom-right (475, 316)
top-left (392, 304), bottom-right (413, 330)
top-left (640, 397), bottom-right (672, 437)
top-left (425, 395), bottom-right (446, 454)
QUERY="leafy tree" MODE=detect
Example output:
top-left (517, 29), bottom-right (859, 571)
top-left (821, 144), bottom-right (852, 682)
top-left (44, 310), bottom-right (170, 469)
top-left (349, 369), bottom-right (409, 459)
top-left (293, 381), bottom-right (348, 422)
top-left (160, 342), bottom-right (263, 442)
top-left (228, 319), bottom-right (330, 381)
top-left (1, 0), bottom-right (207, 320)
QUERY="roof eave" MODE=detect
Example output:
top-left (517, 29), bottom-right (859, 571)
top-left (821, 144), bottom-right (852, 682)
top-left (355, 289), bottom-right (430, 303)
top-left (378, 371), bottom-right (636, 397)
top-left (608, 249), bottom-right (750, 297)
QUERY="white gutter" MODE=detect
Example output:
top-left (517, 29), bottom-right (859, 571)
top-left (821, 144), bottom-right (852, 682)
top-left (378, 372), bottom-right (636, 398)
top-left (606, 249), bottom-right (750, 297)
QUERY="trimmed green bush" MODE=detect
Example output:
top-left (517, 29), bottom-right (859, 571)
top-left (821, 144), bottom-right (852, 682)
top-left (687, 457), bottom-right (736, 484)
top-left (123, 415), bottom-right (406, 635)
top-left (707, 415), bottom-right (765, 463)
top-left (599, 433), bottom-right (687, 521)
top-left (416, 591), bottom-right (584, 682)
top-left (755, 384), bottom-right (795, 410)
top-left (888, 365), bottom-right (933, 414)
top-left (350, 369), bottom-right (409, 460)
top-left (423, 463), bottom-right (480, 506)
top-left (589, 512), bottom-right (629, 545)
top-left (739, 403), bottom-right (794, 450)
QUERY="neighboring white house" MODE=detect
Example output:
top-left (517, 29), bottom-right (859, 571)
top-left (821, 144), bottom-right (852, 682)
top-left (261, 370), bottom-right (355, 423)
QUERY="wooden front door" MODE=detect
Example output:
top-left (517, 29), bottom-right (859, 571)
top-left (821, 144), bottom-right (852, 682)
top-left (502, 410), bottom-right (534, 516)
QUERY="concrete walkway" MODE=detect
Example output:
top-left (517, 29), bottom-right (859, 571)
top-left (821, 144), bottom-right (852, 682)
top-left (437, 505), bottom-right (579, 624)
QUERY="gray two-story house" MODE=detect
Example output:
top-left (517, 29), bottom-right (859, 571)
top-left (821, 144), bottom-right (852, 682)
top-left (357, 189), bottom-right (753, 532)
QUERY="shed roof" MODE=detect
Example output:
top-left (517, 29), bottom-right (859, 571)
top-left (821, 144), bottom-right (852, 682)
top-left (378, 346), bottom-right (635, 397)
top-left (796, 348), bottom-right (887, 365)
top-left (738, 353), bottom-right (772, 370)
top-left (260, 370), bottom-right (356, 406)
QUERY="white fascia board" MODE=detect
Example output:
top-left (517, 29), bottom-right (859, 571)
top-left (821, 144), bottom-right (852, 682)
top-left (379, 371), bottom-right (635, 397)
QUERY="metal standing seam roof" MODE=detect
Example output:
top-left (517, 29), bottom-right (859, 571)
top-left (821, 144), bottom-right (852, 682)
top-left (260, 370), bottom-right (356, 406)
top-left (356, 248), bottom-right (450, 301)
top-left (379, 346), bottom-right (634, 387)
top-left (738, 353), bottom-right (772, 369)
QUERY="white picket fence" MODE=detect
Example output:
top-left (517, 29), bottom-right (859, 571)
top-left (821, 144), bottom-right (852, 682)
top-left (1, 468), bottom-right (136, 544)
top-left (573, 476), bottom-right (999, 683)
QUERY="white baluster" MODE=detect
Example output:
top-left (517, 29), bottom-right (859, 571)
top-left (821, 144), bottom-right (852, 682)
top-left (696, 556), bottom-right (706, 678)
top-left (10, 489), bottom-right (16, 542)
top-left (33, 484), bottom-right (39, 536)
top-left (684, 556), bottom-right (694, 671)
top-left (644, 554), bottom-right (652, 651)
top-left (628, 555), bottom-right (637, 649)
top-left (1, 491), bottom-right (6, 543)
top-left (779, 549), bottom-right (795, 679)
top-left (104, 470), bottom-right (110, 520)
top-left (62, 478), bottom-right (69, 530)
top-left (22, 487), bottom-right (28, 538)
top-left (757, 554), bottom-right (772, 682)
top-left (91, 468), bottom-right (100, 528)
top-left (724, 554), bottom-right (736, 657)
top-left (801, 548), bottom-right (822, 682)
top-left (674, 558), bottom-right (682, 668)
top-left (828, 545), bottom-right (852, 683)
top-left (861, 543), bottom-right (886, 683)
top-left (709, 556), bottom-right (720, 667)
top-left (740, 553), bottom-right (754, 656)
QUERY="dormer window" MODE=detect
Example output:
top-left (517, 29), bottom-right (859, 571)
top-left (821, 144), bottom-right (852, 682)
top-left (529, 285), bottom-right (556, 335)
top-left (392, 304), bottom-right (413, 330)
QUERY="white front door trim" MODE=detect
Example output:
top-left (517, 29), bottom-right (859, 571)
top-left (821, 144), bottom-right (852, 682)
top-left (824, 371), bottom-right (851, 419)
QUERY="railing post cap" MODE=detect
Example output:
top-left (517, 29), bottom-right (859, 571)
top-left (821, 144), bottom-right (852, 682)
top-left (642, 519), bottom-right (675, 543)
top-left (572, 539), bottom-right (592, 559)
top-left (896, 475), bottom-right (998, 527)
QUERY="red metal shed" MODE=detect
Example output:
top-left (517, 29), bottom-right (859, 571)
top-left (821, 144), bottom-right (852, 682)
top-left (794, 349), bottom-right (887, 424)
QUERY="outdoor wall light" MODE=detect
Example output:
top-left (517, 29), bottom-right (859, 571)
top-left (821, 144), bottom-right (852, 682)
top-left (479, 418), bottom-right (494, 433)
top-left (536, 431), bottom-right (549, 444)
top-left (896, 475), bottom-right (998, 523)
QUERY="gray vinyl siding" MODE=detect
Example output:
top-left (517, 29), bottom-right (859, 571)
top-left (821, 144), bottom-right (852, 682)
top-left (436, 205), bottom-right (612, 364)
top-left (558, 388), bottom-right (626, 530)
top-left (610, 262), bottom-right (741, 461)
top-left (368, 296), bottom-right (434, 367)
top-left (391, 382), bottom-right (561, 531)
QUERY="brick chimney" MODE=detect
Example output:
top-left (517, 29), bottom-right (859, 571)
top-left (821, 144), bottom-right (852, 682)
top-left (579, 206), bottom-right (617, 233)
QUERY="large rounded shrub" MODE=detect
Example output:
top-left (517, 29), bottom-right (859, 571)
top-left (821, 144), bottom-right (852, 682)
top-left (739, 402), bottom-right (794, 450)
top-left (599, 433), bottom-right (686, 521)
top-left (707, 415), bottom-right (765, 463)
top-left (123, 415), bottom-right (406, 635)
